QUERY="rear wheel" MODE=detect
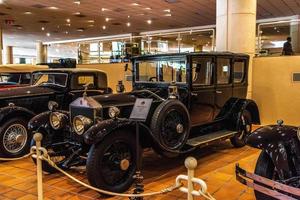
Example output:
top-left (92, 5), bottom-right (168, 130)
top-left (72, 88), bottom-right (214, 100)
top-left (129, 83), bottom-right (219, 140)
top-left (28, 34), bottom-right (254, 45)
top-left (230, 110), bottom-right (252, 148)
top-left (254, 151), bottom-right (278, 200)
top-left (86, 130), bottom-right (141, 193)
top-left (0, 117), bottom-right (30, 157)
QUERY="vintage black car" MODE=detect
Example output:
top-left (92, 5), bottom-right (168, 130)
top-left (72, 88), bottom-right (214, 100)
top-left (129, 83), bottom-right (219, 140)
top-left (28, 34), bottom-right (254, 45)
top-left (29, 52), bottom-right (260, 193)
top-left (236, 120), bottom-right (300, 200)
top-left (0, 68), bottom-right (110, 157)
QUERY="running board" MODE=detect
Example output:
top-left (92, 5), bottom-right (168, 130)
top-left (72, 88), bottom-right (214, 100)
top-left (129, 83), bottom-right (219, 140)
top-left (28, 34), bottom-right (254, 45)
top-left (186, 130), bottom-right (237, 147)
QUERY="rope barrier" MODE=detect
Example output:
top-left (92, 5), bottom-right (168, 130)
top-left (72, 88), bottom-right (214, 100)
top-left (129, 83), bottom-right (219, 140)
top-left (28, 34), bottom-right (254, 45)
top-left (0, 152), bottom-right (33, 161)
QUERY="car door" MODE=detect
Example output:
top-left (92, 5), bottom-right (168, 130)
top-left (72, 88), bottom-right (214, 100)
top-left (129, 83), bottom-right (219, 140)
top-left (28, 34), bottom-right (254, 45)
top-left (232, 57), bottom-right (247, 98)
top-left (214, 56), bottom-right (233, 117)
top-left (189, 56), bottom-right (215, 126)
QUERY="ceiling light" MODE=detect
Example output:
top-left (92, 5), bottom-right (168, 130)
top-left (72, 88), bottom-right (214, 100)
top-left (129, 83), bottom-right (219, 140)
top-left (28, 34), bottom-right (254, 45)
top-left (66, 23), bottom-right (71, 26)
top-left (126, 22), bottom-right (131, 27)
top-left (128, 15), bottom-right (130, 18)
top-left (77, 28), bottom-right (84, 32)
top-left (145, 7), bottom-right (151, 10)
top-left (48, 6), bottom-right (59, 10)
top-left (46, 32), bottom-right (51, 37)
top-left (24, 11), bottom-right (32, 14)
top-left (88, 24), bottom-right (94, 27)
top-left (164, 13), bottom-right (172, 17)
top-left (65, 31), bottom-right (69, 34)
top-left (73, 0), bottom-right (80, 5)
top-left (164, 9), bottom-right (171, 12)
top-left (102, 25), bottom-right (106, 30)
top-left (274, 27), bottom-right (277, 30)
top-left (74, 12), bottom-right (81, 15)
top-left (147, 20), bottom-right (152, 24)
top-left (101, 8), bottom-right (109, 11)
top-left (105, 18), bottom-right (110, 22)
top-left (41, 27), bottom-right (45, 31)
top-left (66, 18), bottom-right (71, 23)
top-left (87, 20), bottom-right (95, 23)
top-left (131, 3), bottom-right (140, 6)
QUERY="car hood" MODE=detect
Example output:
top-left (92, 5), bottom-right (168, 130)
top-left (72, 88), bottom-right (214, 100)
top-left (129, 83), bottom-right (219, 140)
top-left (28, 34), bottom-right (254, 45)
top-left (0, 86), bottom-right (57, 100)
top-left (92, 92), bottom-right (137, 107)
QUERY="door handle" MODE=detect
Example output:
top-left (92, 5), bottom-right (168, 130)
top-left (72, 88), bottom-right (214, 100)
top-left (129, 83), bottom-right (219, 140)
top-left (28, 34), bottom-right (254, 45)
top-left (191, 92), bottom-right (198, 97)
top-left (216, 90), bottom-right (223, 94)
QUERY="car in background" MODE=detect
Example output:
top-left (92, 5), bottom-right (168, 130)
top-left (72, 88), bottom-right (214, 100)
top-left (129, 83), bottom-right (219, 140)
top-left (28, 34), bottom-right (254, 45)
top-left (29, 52), bottom-right (261, 193)
top-left (0, 68), bottom-right (112, 158)
top-left (0, 64), bottom-right (48, 89)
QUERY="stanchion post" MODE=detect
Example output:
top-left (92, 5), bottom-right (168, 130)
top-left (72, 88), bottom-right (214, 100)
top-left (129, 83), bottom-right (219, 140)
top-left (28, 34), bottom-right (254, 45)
top-left (185, 157), bottom-right (197, 200)
top-left (34, 132), bottom-right (44, 200)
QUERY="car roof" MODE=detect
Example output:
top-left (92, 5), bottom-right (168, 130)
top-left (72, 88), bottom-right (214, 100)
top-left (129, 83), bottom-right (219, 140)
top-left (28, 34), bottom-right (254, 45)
top-left (132, 51), bottom-right (249, 60)
top-left (0, 64), bottom-right (48, 73)
top-left (32, 68), bottom-right (107, 75)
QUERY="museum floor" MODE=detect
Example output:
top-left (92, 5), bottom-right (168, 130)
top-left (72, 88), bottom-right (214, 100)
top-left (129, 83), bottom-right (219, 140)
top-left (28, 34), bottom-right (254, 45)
top-left (0, 140), bottom-right (260, 200)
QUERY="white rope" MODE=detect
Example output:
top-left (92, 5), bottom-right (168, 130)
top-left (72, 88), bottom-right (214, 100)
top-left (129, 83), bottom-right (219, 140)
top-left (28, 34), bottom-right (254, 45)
top-left (0, 152), bottom-right (33, 161)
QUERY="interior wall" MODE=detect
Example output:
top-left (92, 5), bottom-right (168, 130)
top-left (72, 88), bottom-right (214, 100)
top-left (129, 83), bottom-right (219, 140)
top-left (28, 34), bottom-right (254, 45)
top-left (252, 56), bottom-right (300, 125)
top-left (78, 63), bottom-right (132, 93)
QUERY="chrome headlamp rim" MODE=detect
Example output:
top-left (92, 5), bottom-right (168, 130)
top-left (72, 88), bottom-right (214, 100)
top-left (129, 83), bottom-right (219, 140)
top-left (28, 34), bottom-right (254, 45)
top-left (108, 106), bottom-right (120, 119)
top-left (73, 115), bottom-right (92, 135)
top-left (49, 112), bottom-right (67, 130)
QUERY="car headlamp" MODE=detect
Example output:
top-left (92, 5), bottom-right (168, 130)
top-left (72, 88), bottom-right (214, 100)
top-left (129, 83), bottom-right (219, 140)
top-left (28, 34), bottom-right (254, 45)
top-left (73, 115), bottom-right (92, 135)
top-left (108, 106), bottom-right (120, 119)
top-left (50, 112), bottom-right (67, 130)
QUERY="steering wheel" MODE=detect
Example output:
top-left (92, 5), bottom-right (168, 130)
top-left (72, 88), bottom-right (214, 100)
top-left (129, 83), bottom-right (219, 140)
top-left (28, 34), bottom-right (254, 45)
top-left (149, 77), bottom-right (157, 82)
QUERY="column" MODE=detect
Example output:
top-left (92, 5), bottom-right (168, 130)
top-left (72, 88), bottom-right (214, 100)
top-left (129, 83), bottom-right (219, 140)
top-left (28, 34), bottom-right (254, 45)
top-left (5, 46), bottom-right (13, 64)
top-left (36, 41), bottom-right (48, 64)
top-left (0, 29), bottom-right (3, 65)
top-left (78, 43), bottom-right (90, 64)
top-left (290, 15), bottom-right (300, 54)
top-left (216, 0), bottom-right (257, 98)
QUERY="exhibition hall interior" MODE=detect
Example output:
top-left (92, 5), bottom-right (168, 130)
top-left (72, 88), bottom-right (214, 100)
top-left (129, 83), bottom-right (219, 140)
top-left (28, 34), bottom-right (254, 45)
top-left (1, 0), bottom-right (300, 199)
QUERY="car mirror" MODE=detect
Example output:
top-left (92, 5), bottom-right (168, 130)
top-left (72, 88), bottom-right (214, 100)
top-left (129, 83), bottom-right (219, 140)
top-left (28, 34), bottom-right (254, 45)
top-left (48, 101), bottom-right (59, 111)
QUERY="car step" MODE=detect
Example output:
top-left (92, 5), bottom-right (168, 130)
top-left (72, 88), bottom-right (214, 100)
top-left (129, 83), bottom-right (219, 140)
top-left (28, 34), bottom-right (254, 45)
top-left (186, 130), bottom-right (237, 147)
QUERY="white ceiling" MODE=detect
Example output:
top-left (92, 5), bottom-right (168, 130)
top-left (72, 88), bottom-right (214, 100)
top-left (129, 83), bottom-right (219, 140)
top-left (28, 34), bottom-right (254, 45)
top-left (0, 0), bottom-right (300, 48)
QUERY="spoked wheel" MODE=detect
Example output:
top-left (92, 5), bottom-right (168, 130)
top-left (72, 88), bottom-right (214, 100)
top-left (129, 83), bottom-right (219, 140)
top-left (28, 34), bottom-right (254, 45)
top-left (87, 130), bottom-right (141, 194)
top-left (230, 110), bottom-right (252, 148)
top-left (0, 118), bottom-right (30, 157)
top-left (31, 133), bottom-right (69, 174)
top-left (254, 151), bottom-right (279, 200)
top-left (151, 100), bottom-right (190, 158)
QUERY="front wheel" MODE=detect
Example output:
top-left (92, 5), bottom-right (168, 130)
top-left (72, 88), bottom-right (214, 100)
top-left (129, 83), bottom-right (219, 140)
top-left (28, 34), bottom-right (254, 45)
top-left (0, 117), bottom-right (30, 157)
top-left (86, 130), bottom-right (141, 194)
top-left (254, 151), bottom-right (278, 200)
top-left (230, 110), bottom-right (252, 148)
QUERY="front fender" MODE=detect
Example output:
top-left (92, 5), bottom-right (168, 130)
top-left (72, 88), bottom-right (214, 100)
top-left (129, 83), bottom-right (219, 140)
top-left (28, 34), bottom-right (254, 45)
top-left (28, 111), bottom-right (51, 132)
top-left (247, 125), bottom-right (298, 179)
top-left (0, 106), bottom-right (35, 123)
top-left (83, 118), bottom-right (135, 145)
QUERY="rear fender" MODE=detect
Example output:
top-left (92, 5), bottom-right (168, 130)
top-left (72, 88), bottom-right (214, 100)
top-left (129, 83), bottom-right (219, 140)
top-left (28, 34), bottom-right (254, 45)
top-left (0, 106), bottom-right (35, 124)
top-left (247, 125), bottom-right (298, 179)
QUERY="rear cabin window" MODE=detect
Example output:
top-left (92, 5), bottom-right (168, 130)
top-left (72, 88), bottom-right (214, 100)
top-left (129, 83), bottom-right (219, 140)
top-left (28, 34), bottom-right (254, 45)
top-left (77, 75), bottom-right (95, 86)
top-left (217, 58), bottom-right (231, 84)
top-left (233, 60), bottom-right (245, 83)
top-left (192, 58), bottom-right (213, 86)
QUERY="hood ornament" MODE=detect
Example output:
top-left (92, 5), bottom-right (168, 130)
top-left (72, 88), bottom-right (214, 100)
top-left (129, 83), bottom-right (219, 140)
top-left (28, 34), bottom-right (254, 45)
top-left (83, 83), bottom-right (92, 98)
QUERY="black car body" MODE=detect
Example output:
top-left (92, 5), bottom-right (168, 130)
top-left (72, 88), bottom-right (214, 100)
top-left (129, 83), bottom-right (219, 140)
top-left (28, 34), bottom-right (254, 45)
top-left (235, 121), bottom-right (300, 200)
top-left (29, 52), bottom-right (260, 193)
top-left (0, 68), bottom-right (110, 157)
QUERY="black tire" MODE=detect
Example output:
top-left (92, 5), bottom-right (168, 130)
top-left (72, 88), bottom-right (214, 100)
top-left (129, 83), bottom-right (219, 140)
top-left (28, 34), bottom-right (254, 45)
top-left (254, 151), bottom-right (277, 200)
top-left (31, 132), bottom-right (68, 174)
top-left (0, 117), bottom-right (31, 158)
top-left (86, 130), bottom-right (141, 194)
top-left (150, 100), bottom-right (190, 157)
top-left (230, 110), bottom-right (252, 148)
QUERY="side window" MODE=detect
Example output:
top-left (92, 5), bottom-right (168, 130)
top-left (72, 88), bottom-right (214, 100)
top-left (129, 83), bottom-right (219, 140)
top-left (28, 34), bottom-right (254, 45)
top-left (136, 61), bottom-right (157, 82)
top-left (233, 60), bottom-right (245, 83)
top-left (217, 58), bottom-right (231, 84)
top-left (20, 73), bottom-right (31, 84)
top-left (77, 75), bottom-right (95, 88)
top-left (192, 57), bottom-right (213, 86)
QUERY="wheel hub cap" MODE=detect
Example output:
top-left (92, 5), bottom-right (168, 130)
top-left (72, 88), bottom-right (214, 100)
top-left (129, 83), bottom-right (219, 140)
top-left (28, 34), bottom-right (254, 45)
top-left (3, 124), bottom-right (27, 154)
top-left (120, 159), bottom-right (130, 171)
top-left (176, 124), bottom-right (184, 134)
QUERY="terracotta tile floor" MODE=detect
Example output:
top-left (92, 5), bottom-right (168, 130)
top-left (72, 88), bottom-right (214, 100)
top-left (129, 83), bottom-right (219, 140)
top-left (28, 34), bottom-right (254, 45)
top-left (0, 141), bottom-right (260, 200)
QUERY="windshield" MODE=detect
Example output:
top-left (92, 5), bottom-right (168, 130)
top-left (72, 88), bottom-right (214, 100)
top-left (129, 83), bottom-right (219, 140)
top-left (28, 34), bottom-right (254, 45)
top-left (135, 58), bottom-right (187, 83)
top-left (32, 72), bottom-right (68, 87)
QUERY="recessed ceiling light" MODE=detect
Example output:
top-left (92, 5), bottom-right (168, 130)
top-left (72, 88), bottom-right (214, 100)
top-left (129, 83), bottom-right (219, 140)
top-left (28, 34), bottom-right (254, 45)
top-left (41, 27), bottom-right (45, 31)
top-left (66, 18), bottom-right (71, 23)
top-left (102, 25), bottom-right (106, 30)
top-left (163, 9), bottom-right (171, 12)
top-left (147, 19), bottom-right (152, 24)
top-left (66, 23), bottom-right (71, 26)
top-left (164, 13), bottom-right (172, 17)
top-left (73, 0), bottom-right (80, 5)
top-left (24, 11), bottom-right (32, 14)
top-left (77, 28), bottom-right (84, 32)
top-left (65, 31), bottom-right (69, 34)
top-left (127, 15), bottom-right (130, 18)
top-left (105, 18), bottom-right (110, 22)
top-left (46, 32), bottom-right (51, 37)
top-left (74, 12), bottom-right (81, 15)
top-left (88, 24), bottom-right (94, 27)
top-left (101, 8), bottom-right (109, 11)
top-left (145, 7), bottom-right (151, 10)
top-left (131, 3), bottom-right (140, 6)
top-left (126, 22), bottom-right (131, 27)
top-left (48, 6), bottom-right (59, 10)
top-left (87, 20), bottom-right (95, 23)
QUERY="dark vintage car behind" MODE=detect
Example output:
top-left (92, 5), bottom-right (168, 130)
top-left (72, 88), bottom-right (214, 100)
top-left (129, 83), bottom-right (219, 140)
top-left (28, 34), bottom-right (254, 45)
top-left (29, 52), bottom-right (260, 193)
top-left (0, 68), bottom-right (111, 157)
